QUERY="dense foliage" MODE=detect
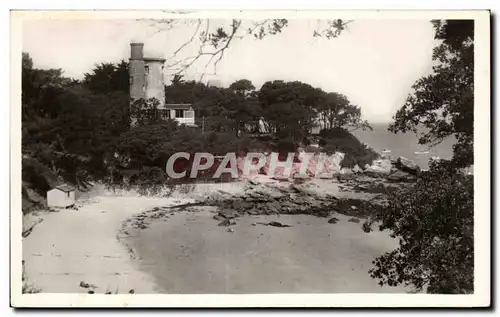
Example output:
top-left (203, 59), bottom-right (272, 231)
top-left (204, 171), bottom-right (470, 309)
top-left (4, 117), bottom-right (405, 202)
top-left (22, 53), bottom-right (373, 208)
top-left (319, 128), bottom-right (379, 168)
top-left (22, 53), bottom-right (130, 210)
top-left (389, 20), bottom-right (473, 168)
top-left (369, 161), bottom-right (474, 293)
top-left (371, 20), bottom-right (475, 293)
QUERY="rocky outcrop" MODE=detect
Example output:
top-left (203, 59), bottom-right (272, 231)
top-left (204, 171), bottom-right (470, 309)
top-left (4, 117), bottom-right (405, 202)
top-left (387, 170), bottom-right (416, 182)
top-left (360, 156), bottom-right (420, 182)
top-left (395, 156), bottom-right (421, 175)
top-left (340, 167), bottom-right (353, 175)
top-left (352, 165), bottom-right (363, 173)
top-left (362, 159), bottom-right (392, 177)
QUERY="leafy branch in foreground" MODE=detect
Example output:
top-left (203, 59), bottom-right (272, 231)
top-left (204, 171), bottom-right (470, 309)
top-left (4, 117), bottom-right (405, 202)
top-left (389, 20), bottom-right (473, 168)
top-left (371, 19), bottom-right (475, 294)
top-left (366, 161), bottom-right (473, 294)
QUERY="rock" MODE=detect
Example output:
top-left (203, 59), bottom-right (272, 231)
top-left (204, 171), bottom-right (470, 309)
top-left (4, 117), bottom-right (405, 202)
top-left (271, 176), bottom-right (290, 181)
top-left (247, 209), bottom-right (259, 215)
top-left (395, 157), bottom-right (420, 175)
top-left (340, 167), bottom-right (353, 175)
top-left (25, 188), bottom-right (45, 204)
top-left (218, 209), bottom-right (238, 219)
top-left (218, 219), bottom-right (236, 227)
top-left (352, 165), bottom-right (363, 173)
top-left (267, 201), bottom-right (280, 214)
top-left (266, 221), bottom-right (292, 228)
top-left (232, 200), bottom-right (253, 211)
top-left (354, 184), bottom-right (369, 191)
top-left (371, 159), bottom-right (392, 172)
top-left (213, 214), bottom-right (225, 221)
top-left (362, 222), bottom-right (373, 233)
top-left (328, 217), bottom-right (339, 224)
top-left (363, 166), bottom-right (390, 177)
top-left (129, 289), bottom-right (135, 294)
top-left (348, 217), bottom-right (360, 223)
top-left (390, 167), bottom-right (400, 173)
top-left (387, 170), bottom-right (415, 182)
top-left (318, 173), bottom-right (334, 179)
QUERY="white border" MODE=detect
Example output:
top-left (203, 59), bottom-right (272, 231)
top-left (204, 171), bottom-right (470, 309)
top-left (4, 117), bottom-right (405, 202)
top-left (9, 10), bottom-right (491, 308)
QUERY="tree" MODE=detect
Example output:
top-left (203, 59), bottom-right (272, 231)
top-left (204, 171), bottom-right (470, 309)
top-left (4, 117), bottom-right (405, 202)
top-left (389, 20), bottom-right (473, 168)
top-left (370, 20), bottom-right (475, 294)
top-left (368, 161), bottom-right (473, 293)
top-left (317, 92), bottom-right (372, 132)
top-left (224, 79), bottom-right (261, 135)
top-left (83, 60), bottom-right (129, 94)
top-left (22, 53), bottom-right (131, 191)
top-left (259, 80), bottom-right (323, 140)
top-left (130, 98), bottom-right (165, 127)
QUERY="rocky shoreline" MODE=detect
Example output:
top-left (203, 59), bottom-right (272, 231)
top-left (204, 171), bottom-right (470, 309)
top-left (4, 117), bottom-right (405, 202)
top-left (22, 155), bottom-right (421, 294)
top-left (113, 157), bottom-right (421, 294)
top-left (119, 155), bottom-right (420, 244)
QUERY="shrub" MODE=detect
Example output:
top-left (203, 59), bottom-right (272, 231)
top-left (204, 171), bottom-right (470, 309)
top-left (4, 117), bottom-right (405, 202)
top-left (367, 160), bottom-right (474, 293)
top-left (319, 127), bottom-right (379, 168)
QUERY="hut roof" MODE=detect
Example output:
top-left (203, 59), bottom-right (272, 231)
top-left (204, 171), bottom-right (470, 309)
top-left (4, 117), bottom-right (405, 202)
top-left (55, 184), bottom-right (76, 192)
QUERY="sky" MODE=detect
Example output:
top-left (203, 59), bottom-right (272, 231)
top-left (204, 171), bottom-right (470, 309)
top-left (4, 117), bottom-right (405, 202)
top-left (22, 18), bottom-right (438, 123)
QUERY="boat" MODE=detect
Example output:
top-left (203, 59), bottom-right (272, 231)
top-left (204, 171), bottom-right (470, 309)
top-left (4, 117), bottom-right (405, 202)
top-left (414, 151), bottom-right (430, 155)
top-left (381, 148), bottom-right (391, 154)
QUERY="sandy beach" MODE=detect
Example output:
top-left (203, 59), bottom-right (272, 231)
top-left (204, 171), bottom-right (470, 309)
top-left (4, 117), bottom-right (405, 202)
top-left (23, 196), bottom-right (171, 293)
top-left (22, 179), bottom-right (407, 294)
top-left (129, 209), bottom-right (405, 293)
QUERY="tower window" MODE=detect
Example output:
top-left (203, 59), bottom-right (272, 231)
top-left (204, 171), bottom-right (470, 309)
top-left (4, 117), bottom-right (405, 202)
top-left (129, 76), bottom-right (133, 84)
top-left (144, 65), bottom-right (149, 74)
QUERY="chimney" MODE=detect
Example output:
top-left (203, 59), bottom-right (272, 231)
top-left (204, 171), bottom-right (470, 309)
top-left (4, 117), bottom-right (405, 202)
top-left (130, 42), bottom-right (144, 60)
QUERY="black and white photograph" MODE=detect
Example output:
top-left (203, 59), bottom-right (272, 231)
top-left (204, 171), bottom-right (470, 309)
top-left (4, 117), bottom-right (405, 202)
top-left (10, 10), bottom-right (490, 308)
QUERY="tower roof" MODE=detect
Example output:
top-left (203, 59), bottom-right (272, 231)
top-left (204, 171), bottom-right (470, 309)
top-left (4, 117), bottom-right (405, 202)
top-left (143, 57), bottom-right (166, 63)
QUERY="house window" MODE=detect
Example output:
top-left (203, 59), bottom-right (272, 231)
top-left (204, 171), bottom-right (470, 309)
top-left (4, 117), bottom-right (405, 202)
top-left (175, 109), bottom-right (184, 118)
top-left (145, 65), bottom-right (149, 74)
top-left (159, 109), bottom-right (170, 120)
top-left (184, 110), bottom-right (194, 118)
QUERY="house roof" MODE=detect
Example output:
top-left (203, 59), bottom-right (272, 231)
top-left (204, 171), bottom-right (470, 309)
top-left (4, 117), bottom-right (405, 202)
top-left (55, 184), bottom-right (76, 192)
top-left (163, 103), bottom-right (193, 110)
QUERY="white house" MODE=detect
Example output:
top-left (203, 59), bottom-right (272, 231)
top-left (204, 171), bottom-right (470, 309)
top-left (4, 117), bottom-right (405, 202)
top-left (47, 184), bottom-right (76, 208)
top-left (161, 103), bottom-right (196, 126)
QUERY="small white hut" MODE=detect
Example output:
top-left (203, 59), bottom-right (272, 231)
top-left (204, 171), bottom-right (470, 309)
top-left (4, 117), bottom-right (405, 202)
top-left (47, 184), bottom-right (76, 208)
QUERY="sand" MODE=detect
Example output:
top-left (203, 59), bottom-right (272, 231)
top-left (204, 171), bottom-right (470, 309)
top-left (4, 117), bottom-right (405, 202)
top-left (129, 209), bottom-right (406, 294)
top-left (22, 180), bottom-right (406, 294)
top-left (22, 196), bottom-right (183, 294)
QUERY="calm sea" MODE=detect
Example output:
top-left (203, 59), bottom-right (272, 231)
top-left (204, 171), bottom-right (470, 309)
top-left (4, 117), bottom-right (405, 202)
top-left (351, 123), bottom-right (456, 169)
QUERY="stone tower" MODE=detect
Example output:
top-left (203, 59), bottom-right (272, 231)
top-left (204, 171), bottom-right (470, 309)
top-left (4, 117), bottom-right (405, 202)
top-left (129, 42), bottom-right (166, 106)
